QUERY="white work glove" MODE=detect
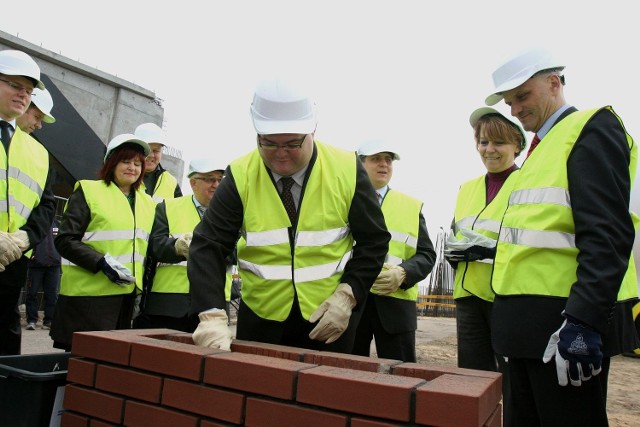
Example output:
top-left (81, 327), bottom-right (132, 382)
top-left (98, 253), bottom-right (136, 285)
top-left (372, 263), bottom-right (406, 295)
top-left (0, 231), bottom-right (23, 269)
top-left (174, 232), bottom-right (192, 259)
top-left (9, 230), bottom-right (30, 251)
top-left (444, 228), bottom-right (496, 262)
top-left (192, 310), bottom-right (233, 351)
top-left (542, 316), bottom-right (603, 387)
top-left (309, 283), bottom-right (356, 344)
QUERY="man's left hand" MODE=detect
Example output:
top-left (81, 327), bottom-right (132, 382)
top-left (542, 316), bottom-right (603, 386)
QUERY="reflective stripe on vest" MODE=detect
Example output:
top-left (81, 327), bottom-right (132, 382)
top-left (0, 127), bottom-right (49, 236)
top-left (60, 180), bottom-right (155, 296)
top-left (371, 190), bottom-right (421, 301)
top-left (232, 141), bottom-right (356, 321)
top-left (452, 172), bottom-right (516, 301)
top-left (492, 107), bottom-right (638, 301)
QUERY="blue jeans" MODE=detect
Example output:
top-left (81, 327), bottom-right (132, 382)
top-left (25, 266), bottom-right (60, 325)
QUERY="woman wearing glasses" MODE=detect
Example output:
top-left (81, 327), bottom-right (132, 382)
top-left (51, 134), bottom-right (155, 351)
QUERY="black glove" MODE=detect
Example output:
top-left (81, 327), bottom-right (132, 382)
top-left (543, 315), bottom-right (603, 386)
top-left (444, 245), bottom-right (496, 262)
top-left (98, 256), bottom-right (135, 286)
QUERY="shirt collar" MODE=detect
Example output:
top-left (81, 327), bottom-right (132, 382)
top-left (377, 185), bottom-right (389, 199)
top-left (536, 104), bottom-right (572, 140)
top-left (272, 165), bottom-right (308, 187)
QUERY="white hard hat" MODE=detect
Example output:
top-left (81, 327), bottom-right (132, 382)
top-left (250, 78), bottom-right (317, 135)
top-left (0, 50), bottom-right (45, 90)
top-left (134, 122), bottom-right (166, 146)
top-left (104, 133), bottom-right (150, 162)
top-left (469, 107), bottom-right (526, 151)
top-left (485, 48), bottom-right (564, 106)
top-left (30, 88), bottom-right (55, 123)
top-left (188, 158), bottom-right (225, 177)
top-left (357, 140), bottom-right (400, 160)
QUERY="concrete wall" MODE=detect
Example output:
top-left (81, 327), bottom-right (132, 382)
top-left (0, 29), bottom-right (184, 187)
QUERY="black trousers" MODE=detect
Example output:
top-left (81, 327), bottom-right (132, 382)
top-left (506, 356), bottom-right (610, 427)
top-left (0, 286), bottom-right (22, 355)
top-left (352, 296), bottom-right (416, 362)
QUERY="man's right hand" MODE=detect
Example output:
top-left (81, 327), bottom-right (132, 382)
top-left (192, 310), bottom-right (233, 351)
top-left (0, 231), bottom-right (23, 268)
top-left (175, 233), bottom-right (192, 258)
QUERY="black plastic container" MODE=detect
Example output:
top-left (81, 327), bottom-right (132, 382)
top-left (0, 352), bottom-right (69, 427)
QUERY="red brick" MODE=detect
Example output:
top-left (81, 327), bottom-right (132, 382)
top-left (484, 403), bottom-right (502, 427)
top-left (63, 384), bottom-right (124, 424)
top-left (113, 328), bottom-right (179, 337)
top-left (162, 378), bottom-right (244, 423)
top-left (129, 338), bottom-right (224, 381)
top-left (95, 364), bottom-right (163, 403)
top-left (303, 351), bottom-right (401, 373)
top-left (124, 400), bottom-right (198, 427)
top-left (245, 397), bottom-right (348, 427)
top-left (165, 332), bottom-right (195, 345)
top-left (89, 420), bottom-right (118, 426)
top-left (297, 365), bottom-right (425, 422)
top-left (393, 362), bottom-right (502, 382)
top-left (231, 339), bottom-right (312, 361)
top-left (67, 357), bottom-right (96, 387)
top-left (351, 417), bottom-right (404, 427)
top-left (71, 331), bottom-right (156, 365)
top-left (415, 374), bottom-right (501, 427)
top-left (203, 352), bottom-right (316, 400)
top-left (60, 411), bottom-right (88, 426)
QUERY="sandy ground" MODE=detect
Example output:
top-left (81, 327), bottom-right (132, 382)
top-left (19, 311), bottom-right (640, 426)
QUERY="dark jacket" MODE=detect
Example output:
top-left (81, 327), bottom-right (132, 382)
top-left (29, 220), bottom-right (61, 268)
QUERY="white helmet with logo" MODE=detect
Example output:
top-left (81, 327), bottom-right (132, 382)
top-left (0, 50), bottom-right (45, 90)
top-left (104, 133), bottom-right (150, 162)
top-left (485, 48), bottom-right (564, 106)
top-left (31, 88), bottom-right (56, 123)
top-left (134, 122), bottom-right (166, 146)
top-left (250, 78), bottom-right (317, 135)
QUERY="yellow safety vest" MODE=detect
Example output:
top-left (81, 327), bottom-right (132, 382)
top-left (371, 190), bottom-right (421, 301)
top-left (452, 172), bottom-right (517, 301)
top-left (232, 141), bottom-right (356, 321)
top-left (492, 107), bottom-right (638, 301)
top-left (60, 180), bottom-right (155, 296)
top-left (152, 196), bottom-right (233, 300)
top-left (144, 170), bottom-right (178, 203)
top-left (0, 127), bottom-right (49, 246)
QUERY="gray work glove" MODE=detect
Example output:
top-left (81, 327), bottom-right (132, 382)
top-left (174, 232), bottom-right (192, 258)
top-left (309, 283), bottom-right (356, 344)
top-left (0, 231), bottom-right (23, 270)
top-left (372, 263), bottom-right (406, 295)
top-left (98, 253), bottom-right (136, 286)
top-left (444, 228), bottom-right (497, 262)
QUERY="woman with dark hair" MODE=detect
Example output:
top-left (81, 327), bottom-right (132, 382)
top-left (50, 134), bottom-right (155, 351)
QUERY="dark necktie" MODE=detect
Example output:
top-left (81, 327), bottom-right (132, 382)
top-left (197, 205), bottom-right (207, 219)
top-left (0, 121), bottom-right (12, 152)
top-left (526, 134), bottom-right (541, 158)
top-left (280, 177), bottom-right (297, 225)
top-left (376, 192), bottom-right (382, 205)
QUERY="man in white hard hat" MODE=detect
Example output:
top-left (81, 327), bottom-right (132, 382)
top-left (16, 86), bottom-right (59, 332)
top-left (188, 78), bottom-right (390, 353)
top-left (352, 140), bottom-right (436, 362)
top-left (136, 158), bottom-right (228, 332)
top-left (134, 122), bottom-right (182, 203)
top-left (486, 47), bottom-right (639, 425)
top-left (16, 87), bottom-right (55, 134)
top-left (0, 50), bottom-right (56, 355)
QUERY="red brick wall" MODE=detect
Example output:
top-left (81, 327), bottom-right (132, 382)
top-left (61, 329), bottom-right (502, 426)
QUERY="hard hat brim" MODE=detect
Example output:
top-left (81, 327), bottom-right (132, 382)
top-left (252, 117), bottom-right (317, 136)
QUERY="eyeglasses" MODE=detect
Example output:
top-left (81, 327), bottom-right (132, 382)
top-left (193, 176), bottom-right (223, 184)
top-left (258, 135), bottom-right (307, 151)
top-left (0, 78), bottom-right (34, 96)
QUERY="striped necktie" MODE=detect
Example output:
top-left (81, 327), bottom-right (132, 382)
top-left (197, 205), bottom-right (207, 219)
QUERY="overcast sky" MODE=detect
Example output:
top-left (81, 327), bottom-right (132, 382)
top-left (4, 0), bottom-right (639, 233)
